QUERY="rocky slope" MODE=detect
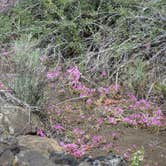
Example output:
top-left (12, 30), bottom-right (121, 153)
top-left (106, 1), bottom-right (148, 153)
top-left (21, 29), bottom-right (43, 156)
top-left (0, 91), bottom-right (127, 166)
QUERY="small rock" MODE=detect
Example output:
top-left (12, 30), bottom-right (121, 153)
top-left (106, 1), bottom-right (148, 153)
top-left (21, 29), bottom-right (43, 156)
top-left (50, 152), bottom-right (78, 166)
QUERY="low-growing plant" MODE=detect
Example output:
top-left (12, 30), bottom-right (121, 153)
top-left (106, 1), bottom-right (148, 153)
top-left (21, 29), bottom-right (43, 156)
top-left (131, 147), bottom-right (144, 166)
top-left (155, 83), bottom-right (166, 100)
top-left (11, 34), bottom-right (47, 106)
top-left (127, 58), bottom-right (148, 98)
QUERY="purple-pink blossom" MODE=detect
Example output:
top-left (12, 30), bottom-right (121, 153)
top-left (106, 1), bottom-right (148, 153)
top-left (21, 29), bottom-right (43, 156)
top-left (0, 82), bottom-right (4, 89)
top-left (101, 70), bottom-right (107, 77)
top-left (60, 142), bottom-right (85, 158)
top-left (108, 117), bottom-right (117, 125)
top-left (92, 135), bottom-right (103, 147)
top-left (47, 72), bottom-right (54, 79)
top-left (37, 128), bottom-right (46, 137)
top-left (47, 68), bottom-right (59, 79)
top-left (67, 66), bottom-right (81, 84)
top-left (73, 128), bottom-right (85, 137)
top-left (86, 98), bottom-right (93, 105)
top-left (53, 124), bottom-right (65, 131)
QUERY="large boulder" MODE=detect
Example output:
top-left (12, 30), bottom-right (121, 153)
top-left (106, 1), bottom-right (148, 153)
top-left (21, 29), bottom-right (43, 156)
top-left (0, 135), bottom-right (63, 166)
top-left (0, 91), bottom-right (42, 136)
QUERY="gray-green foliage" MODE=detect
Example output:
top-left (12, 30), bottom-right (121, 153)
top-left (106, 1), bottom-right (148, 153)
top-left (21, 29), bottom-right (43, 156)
top-left (127, 58), bottom-right (148, 98)
top-left (155, 83), bottom-right (166, 100)
top-left (11, 34), bottom-right (46, 106)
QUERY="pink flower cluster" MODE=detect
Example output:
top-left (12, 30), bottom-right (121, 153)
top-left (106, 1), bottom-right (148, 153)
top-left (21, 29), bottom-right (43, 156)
top-left (101, 70), bottom-right (107, 77)
top-left (66, 66), bottom-right (96, 97)
top-left (72, 82), bottom-right (96, 98)
top-left (37, 128), bottom-right (46, 137)
top-left (67, 66), bottom-right (81, 85)
top-left (0, 82), bottom-right (4, 89)
top-left (60, 127), bottom-right (106, 158)
top-left (108, 117), bottom-right (117, 125)
top-left (46, 66), bottom-right (121, 98)
top-left (123, 110), bottom-right (164, 127)
top-left (73, 128), bottom-right (85, 137)
top-left (128, 98), bottom-right (152, 111)
top-left (60, 142), bottom-right (86, 158)
top-left (53, 124), bottom-right (65, 132)
top-left (73, 128), bottom-right (86, 144)
top-left (47, 68), bottom-right (59, 79)
top-left (98, 84), bottom-right (120, 95)
top-left (123, 95), bottom-right (166, 127)
top-left (92, 135), bottom-right (104, 147)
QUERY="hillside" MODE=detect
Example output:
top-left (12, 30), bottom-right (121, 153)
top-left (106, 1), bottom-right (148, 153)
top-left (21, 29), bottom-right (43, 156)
top-left (0, 0), bottom-right (166, 166)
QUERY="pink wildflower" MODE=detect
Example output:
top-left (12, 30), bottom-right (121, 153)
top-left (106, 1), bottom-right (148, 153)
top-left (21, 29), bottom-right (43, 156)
top-left (0, 82), bottom-right (4, 89)
top-left (37, 128), bottom-right (46, 137)
top-left (73, 149), bottom-right (85, 158)
top-left (62, 143), bottom-right (78, 152)
top-left (101, 70), bottom-right (107, 77)
top-left (73, 128), bottom-right (85, 137)
top-left (60, 142), bottom-right (85, 158)
top-left (154, 109), bottom-right (163, 116)
top-left (97, 118), bottom-right (104, 125)
top-left (123, 152), bottom-right (131, 160)
top-left (2, 51), bottom-right (9, 57)
top-left (92, 135), bottom-right (103, 147)
top-left (108, 117), bottom-right (117, 125)
top-left (86, 98), bottom-right (93, 105)
top-left (53, 124), bottom-right (65, 131)
top-left (103, 143), bottom-right (114, 150)
top-left (67, 66), bottom-right (81, 84)
top-left (47, 72), bottom-right (54, 79)
top-left (53, 69), bottom-right (59, 77)
top-left (98, 87), bottom-right (110, 94)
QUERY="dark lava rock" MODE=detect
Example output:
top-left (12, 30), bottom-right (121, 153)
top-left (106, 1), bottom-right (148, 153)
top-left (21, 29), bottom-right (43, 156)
top-left (0, 136), bottom-right (19, 166)
top-left (50, 152), bottom-right (127, 166)
top-left (50, 152), bottom-right (78, 166)
top-left (79, 153), bottom-right (128, 166)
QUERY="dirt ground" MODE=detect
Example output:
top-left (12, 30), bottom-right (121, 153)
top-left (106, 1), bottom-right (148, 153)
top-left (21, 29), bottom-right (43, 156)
top-left (45, 88), bottom-right (166, 166)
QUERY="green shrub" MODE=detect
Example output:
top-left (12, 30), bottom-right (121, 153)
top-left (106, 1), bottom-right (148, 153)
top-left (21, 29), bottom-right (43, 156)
top-left (127, 58), bottom-right (148, 98)
top-left (0, 0), bottom-right (165, 100)
top-left (11, 34), bottom-right (47, 106)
